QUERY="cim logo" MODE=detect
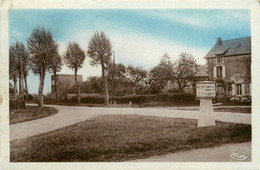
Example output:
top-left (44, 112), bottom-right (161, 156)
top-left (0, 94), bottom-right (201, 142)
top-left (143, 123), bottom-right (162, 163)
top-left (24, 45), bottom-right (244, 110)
top-left (231, 152), bottom-right (250, 161)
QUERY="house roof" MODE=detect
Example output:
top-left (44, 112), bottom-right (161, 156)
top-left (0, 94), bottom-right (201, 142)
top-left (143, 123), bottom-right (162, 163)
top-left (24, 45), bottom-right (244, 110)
top-left (196, 65), bottom-right (208, 77)
top-left (204, 37), bottom-right (251, 58)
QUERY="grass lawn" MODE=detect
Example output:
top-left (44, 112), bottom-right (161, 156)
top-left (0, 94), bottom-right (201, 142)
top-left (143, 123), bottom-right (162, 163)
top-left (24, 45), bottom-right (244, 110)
top-left (10, 106), bottom-right (58, 125)
top-left (169, 107), bottom-right (251, 113)
top-left (214, 107), bottom-right (251, 113)
top-left (10, 115), bottom-right (251, 162)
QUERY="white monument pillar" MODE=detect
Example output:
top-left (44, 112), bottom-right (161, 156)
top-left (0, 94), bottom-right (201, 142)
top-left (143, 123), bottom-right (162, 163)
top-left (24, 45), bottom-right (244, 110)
top-left (196, 81), bottom-right (216, 127)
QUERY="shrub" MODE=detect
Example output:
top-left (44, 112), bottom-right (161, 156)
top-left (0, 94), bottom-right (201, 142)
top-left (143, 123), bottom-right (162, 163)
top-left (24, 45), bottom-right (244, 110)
top-left (10, 100), bottom-right (25, 109)
top-left (114, 95), bottom-right (154, 104)
top-left (66, 93), bottom-right (197, 105)
top-left (67, 94), bottom-right (104, 104)
top-left (153, 93), bottom-right (196, 104)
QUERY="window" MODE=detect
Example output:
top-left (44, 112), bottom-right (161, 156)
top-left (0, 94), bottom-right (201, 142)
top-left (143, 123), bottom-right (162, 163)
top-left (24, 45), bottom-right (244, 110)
top-left (217, 66), bottom-right (222, 78)
top-left (217, 55), bottom-right (223, 63)
top-left (236, 84), bottom-right (242, 95)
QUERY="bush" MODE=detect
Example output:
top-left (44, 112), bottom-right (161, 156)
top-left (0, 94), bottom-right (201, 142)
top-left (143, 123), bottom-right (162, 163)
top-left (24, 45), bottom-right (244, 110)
top-left (67, 93), bottom-right (197, 105)
top-left (114, 95), bottom-right (154, 104)
top-left (10, 100), bottom-right (25, 109)
top-left (154, 93), bottom-right (195, 103)
top-left (67, 94), bottom-right (104, 104)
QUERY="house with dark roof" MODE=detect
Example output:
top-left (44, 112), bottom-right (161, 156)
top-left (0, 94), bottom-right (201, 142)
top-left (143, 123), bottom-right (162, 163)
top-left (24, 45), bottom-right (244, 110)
top-left (205, 37), bottom-right (251, 101)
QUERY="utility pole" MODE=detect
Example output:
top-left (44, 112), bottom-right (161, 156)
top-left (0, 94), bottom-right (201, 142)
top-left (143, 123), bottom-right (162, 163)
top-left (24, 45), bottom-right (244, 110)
top-left (112, 51), bottom-right (115, 104)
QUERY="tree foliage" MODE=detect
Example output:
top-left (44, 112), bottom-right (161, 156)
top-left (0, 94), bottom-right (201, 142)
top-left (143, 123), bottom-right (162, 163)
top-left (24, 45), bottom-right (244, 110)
top-left (126, 65), bottom-right (148, 95)
top-left (149, 54), bottom-right (174, 94)
top-left (49, 53), bottom-right (63, 103)
top-left (27, 25), bottom-right (59, 109)
top-left (87, 31), bottom-right (112, 105)
top-left (87, 31), bottom-right (112, 67)
top-left (107, 63), bottom-right (129, 96)
top-left (80, 76), bottom-right (103, 94)
top-left (9, 41), bottom-right (29, 99)
top-left (63, 42), bottom-right (85, 71)
top-left (173, 53), bottom-right (198, 92)
top-left (63, 42), bottom-right (86, 103)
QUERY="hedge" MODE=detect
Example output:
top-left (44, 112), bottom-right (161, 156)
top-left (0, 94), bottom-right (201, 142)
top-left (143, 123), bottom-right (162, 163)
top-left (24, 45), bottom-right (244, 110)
top-left (67, 93), bottom-right (196, 105)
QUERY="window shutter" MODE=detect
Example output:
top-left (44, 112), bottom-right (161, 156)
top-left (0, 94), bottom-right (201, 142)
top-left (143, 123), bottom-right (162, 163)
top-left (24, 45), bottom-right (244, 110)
top-left (213, 66), bottom-right (216, 78)
top-left (222, 66), bottom-right (226, 78)
top-left (232, 84), bottom-right (236, 96)
top-left (242, 84), bottom-right (245, 96)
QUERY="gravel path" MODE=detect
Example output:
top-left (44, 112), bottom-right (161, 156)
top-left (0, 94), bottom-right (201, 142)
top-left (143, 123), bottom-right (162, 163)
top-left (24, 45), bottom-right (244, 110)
top-left (10, 104), bottom-right (251, 141)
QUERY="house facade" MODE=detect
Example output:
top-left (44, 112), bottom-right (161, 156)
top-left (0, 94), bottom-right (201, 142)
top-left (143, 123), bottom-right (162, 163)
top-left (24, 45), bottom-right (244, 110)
top-left (51, 74), bottom-right (83, 99)
top-left (205, 37), bottom-right (251, 101)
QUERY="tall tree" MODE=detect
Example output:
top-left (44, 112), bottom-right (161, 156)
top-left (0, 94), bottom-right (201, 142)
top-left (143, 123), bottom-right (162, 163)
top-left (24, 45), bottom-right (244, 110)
top-left (9, 41), bottom-right (29, 99)
top-left (149, 54), bottom-right (174, 94)
top-left (63, 42), bottom-right (85, 103)
top-left (173, 53), bottom-right (198, 92)
top-left (49, 53), bottom-right (63, 103)
top-left (126, 65), bottom-right (148, 94)
top-left (87, 31), bottom-right (112, 105)
top-left (23, 67), bottom-right (29, 95)
top-left (9, 45), bottom-right (18, 99)
top-left (27, 26), bottom-right (59, 109)
top-left (107, 63), bottom-right (127, 96)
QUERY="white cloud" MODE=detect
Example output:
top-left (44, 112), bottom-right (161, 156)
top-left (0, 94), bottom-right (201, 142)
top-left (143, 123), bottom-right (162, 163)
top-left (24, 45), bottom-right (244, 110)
top-left (27, 29), bottom-right (207, 94)
top-left (57, 29), bottom-right (207, 79)
top-left (110, 32), bottom-right (207, 69)
top-left (149, 11), bottom-right (207, 28)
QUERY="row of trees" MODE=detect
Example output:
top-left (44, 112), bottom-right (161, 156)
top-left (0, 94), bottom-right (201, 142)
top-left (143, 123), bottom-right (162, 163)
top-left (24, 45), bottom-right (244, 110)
top-left (9, 26), bottom-right (113, 109)
top-left (10, 25), bottom-right (198, 109)
top-left (77, 53), bottom-right (198, 96)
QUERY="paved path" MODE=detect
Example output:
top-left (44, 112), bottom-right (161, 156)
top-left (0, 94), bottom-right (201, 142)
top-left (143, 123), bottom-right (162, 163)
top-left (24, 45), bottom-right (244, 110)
top-left (10, 105), bottom-right (251, 141)
top-left (131, 142), bottom-right (251, 162)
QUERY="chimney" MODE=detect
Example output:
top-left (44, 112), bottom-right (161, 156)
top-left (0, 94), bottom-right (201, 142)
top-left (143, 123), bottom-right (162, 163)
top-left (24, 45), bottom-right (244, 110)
top-left (217, 37), bottom-right (222, 44)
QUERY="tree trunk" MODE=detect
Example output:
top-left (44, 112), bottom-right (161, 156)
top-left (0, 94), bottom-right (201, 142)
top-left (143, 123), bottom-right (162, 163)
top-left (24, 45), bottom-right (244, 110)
top-left (24, 75), bottom-right (29, 100)
top-left (18, 73), bottom-right (22, 99)
top-left (177, 80), bottom-right (183, 93)
top-left (13, 78), bottom-right (17, 100)
top-left (38, 65), bottom-right (45, 110)
top-left (75, 68), bottom-right (80, 104)
top-left (54, 71), bottom-right (59, 104)
top-left (101, 62), bottom-right (109, 105)
top-left (24, 75), bottom-right (28, 95)
top-left (19, 57), bottom-right (24, 100)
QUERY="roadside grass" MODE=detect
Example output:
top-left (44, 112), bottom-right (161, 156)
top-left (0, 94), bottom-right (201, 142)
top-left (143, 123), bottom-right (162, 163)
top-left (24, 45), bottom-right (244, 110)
top-left (214, 107), bottom-right (251, 113)
top-left (10, 106), bottom-right (58, 125)
top-left (10, 115), bottom-right (251, 162)
top-left (169, 107), bottom-right (251, 114)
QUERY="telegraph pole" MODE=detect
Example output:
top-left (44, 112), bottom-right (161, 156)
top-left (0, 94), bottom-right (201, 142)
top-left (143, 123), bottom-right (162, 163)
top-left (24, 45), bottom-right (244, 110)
top-left (112, 51), bottom-right (115, 104)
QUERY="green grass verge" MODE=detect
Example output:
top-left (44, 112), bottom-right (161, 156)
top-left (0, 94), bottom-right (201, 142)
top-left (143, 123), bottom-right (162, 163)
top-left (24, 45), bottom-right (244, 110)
top-left (169, 107), bottom-right (251, 113)
top-left (10, 106), bottom-right (58, 125)
top-left (10, 115), bottom-right (251, 162)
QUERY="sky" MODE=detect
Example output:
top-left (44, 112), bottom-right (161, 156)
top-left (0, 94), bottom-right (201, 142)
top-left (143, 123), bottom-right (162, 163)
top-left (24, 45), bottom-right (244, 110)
top-left (9, 9), bottom-right (250, 94)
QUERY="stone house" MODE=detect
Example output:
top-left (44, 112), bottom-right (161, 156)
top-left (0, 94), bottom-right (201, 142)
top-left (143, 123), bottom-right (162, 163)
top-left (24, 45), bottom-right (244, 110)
top-left (205, 37), bottom-right (251, 101)
top-left (51, 74), bottom-right (83, 99)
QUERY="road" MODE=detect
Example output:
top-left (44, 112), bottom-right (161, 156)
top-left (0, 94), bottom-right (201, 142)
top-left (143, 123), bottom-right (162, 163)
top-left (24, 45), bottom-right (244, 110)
top-left (131, 142), bottom-right (251, 162)
top-left (10, 104), bottom-right (251, 141)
